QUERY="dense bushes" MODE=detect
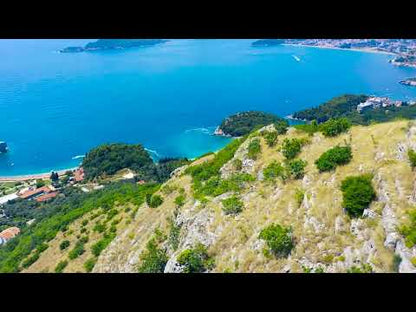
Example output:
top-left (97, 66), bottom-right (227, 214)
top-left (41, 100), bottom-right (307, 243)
top-left (263, 161), bottom-right (287, 182)
top-left (82, 143), bottom-right (188, 182)
top-left (146, 194), bottom-right (164, 208)
top-left (177, 243), bottom-right (214, 273)
top-left (138, 237), bottom-right (168, 273)
top-left (68, 240), bottom-right (86, 260)
top-left (55, 260), bottom-right (68, 273)
top-left (84, 258), bottom-right (97, 273)
top-left (263, 130), bottom-right (278, 147)
top-left (259, 223), bottom-right (294, 257)
top-left (341, 175), bottom-right (376, 218)
top-left (292, 94), bottom-right (368, 123)
top-left (82, 143), bottom-right (153, 180)
top-left (320, 118), bottom-right (352, 137)
top-left (247, 138), bottom-right (261, 160)
top-left (274, 120), bottom-right (289, 135)
top-left (221, 196), bottom-right (244, 215)
top-left (408, 149), bottom-right (416, 169)
top-left (315, 146), bottom-right (352, 172)
top-left (0, 182), bottom-right (158, 272)
top-left (218, 111), bottom-right (285, 137)
top-left (399, 209), bottom-right (416, 248)
top-left (281, 138), bottom-right (305, 160)
top-left (59, 240), bottom-right (70, 251)
top-left (287, 159), bottom-right (307, 179)
top-left (91, 233), bottom-right (116, 257)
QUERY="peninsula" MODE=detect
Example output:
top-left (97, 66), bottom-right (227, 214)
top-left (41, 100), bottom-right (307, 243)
top-left (60, 39), bottom-right (168, 53)
top-left (400, 78), bottom-right (416, 87)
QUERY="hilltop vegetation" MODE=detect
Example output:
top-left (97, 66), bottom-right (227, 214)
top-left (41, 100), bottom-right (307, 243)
top-left (82, 143), bottom-right (188, 182)
top-left (61, 39), bottom-right (168, 53)
top-left (293, 94), bottom-right (416, 126)
top-left (217, 111), bottom-right (287, 137)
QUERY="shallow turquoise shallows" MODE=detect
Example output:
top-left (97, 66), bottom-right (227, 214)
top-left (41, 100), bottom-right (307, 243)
top-left (1, 39), bottom-right (416, 176)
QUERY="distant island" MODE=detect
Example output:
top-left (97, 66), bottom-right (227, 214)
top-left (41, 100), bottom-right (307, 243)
top-left (60, 39), bottom-right (169, 53)
top-left (400, 78), bottom-right (416, 87)
top-left (251, 39), bottom-right (284, 47)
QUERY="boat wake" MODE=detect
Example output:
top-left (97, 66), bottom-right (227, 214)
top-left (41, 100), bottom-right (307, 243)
top-left (72, 155), bottom-right (85, 160)
top-left (184, 127), bottom-right (213, 135)
top-left (292, 55), bottom-right (301, 62)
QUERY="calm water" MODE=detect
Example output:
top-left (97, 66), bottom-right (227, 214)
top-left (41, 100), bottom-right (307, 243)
top-left (1, 39), bottom-right (416, 176)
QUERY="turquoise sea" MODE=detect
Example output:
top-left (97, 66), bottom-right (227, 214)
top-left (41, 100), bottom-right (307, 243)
top-left (1, 39), bottom-right (416, 176)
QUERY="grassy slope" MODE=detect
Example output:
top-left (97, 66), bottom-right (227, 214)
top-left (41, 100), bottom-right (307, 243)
top-left (26, 120), bottom-right (416, 273)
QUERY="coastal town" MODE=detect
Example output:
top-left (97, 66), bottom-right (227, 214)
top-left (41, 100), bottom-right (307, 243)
top-left (356, 96), bottom-right (416, 113)
top-left (253, 39), bottom-right (416, 68)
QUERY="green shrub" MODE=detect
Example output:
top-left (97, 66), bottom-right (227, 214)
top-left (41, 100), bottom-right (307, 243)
top-left (347, 263), bottom-right (373, 273)
top-left (55, 260), bottom-right (68, 273)
top-left (93, 223), bottom-right (106, 233)
top-left (177, 243), bottom-right (214, 273)
top-left (247, 138), bottom-right (261, 160)
top-left (138, 238), bottom-right (168, 273)
top-left (146, 194), bottom-right (164, 208)
top-left (263, 131), bottom-right (278, 147)
top-left (59, 240), bottom-right (70, 251)
top-left (263, 161), bottom-right (287, 182)
top-left (315, 146), bottom-right (352, 172)
top-left (341, 175), bottom-right (376, 218)
top-left (392, 254), bottom-right (402, 272)
top-left (21, 252), bottom-right (40, 269)
top-left (168, 218), bottom-right (181, 251)
top-left (174, 194), bottom-right (186, 207)
top-left (399, 209), bottom-right (416, 248)
top-left (295, 188), bottom-right (305, 207)
top-left (68, 240), bottom-right (85, 260)
top-left (408, 149), bottom-right (416, 169)
top-left (281, 138), bottom-right (303, 160)
top-left (233, 159), bottom-right (243, 171)
top-left (259, 223), bottom-right (294, 257)
top-left (84, 258), bottom-right (97, 273)
top-left (287, 159), bottom-right (307, 179)
top-left (274, 120), bottom-right (289, 135)
top-left (91, 233), bottom-right (116, 257)
top-left (81, 220), bottom-right (89, 226)
top-left (221, 196), bottom-right (244, 215)
top-left (320, 118), bottom-right (351, 137)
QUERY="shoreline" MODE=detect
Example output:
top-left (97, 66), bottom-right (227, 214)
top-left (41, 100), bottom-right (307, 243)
top-left (0, 167), bottom-right (79, 182)
top-left (282, 43), bottom-right (398, 56)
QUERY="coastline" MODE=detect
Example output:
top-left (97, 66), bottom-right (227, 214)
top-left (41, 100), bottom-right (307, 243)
top-left (282, 43), bottom-right (398, 56)
top-left (0, 167), bottom-right (79, 182)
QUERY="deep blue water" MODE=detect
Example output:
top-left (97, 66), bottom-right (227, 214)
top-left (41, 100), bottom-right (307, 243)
top-left (1, 39), bottom-right (416, 176)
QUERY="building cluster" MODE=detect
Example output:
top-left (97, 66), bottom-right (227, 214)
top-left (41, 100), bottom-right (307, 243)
top-left (18, 185), bottom-right (58, 203)
top-left (0, 226), bottom-right (20, 245)
top-left (356, 97), bottom-right (416, 113)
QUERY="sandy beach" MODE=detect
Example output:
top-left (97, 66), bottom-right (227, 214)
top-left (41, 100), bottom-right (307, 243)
top-left (0, 167), bottom-right (79, 182)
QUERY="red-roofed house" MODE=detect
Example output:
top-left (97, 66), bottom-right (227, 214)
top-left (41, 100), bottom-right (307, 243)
top-left (0, 227), bottom-right (20, 243)
top-left (19, 186), bottom-right (52, 200)
top-left (35, 192), bottom-right (58, 203)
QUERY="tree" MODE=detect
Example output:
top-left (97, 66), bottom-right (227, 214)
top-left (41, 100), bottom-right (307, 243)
top-left (274, 120), bottom-right (289, 135)
top-left (315, 146), bottom-right (352, 172)
top-left (320, 118), bottom-right (351, 137)
top-left (50, 172), bottom-right (59, 182)
top-left (281, 138), bottom-right (303, 160)
top-left (259, 223), bottom-right (294, 257)
top-left (287, 159), bottom-right (307, 179)
top-left (177, 243), bottom-right (214, 273)
top-left (341, 175), bottom-right (376, 218)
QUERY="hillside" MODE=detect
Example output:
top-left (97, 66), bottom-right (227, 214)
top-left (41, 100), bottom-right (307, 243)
top-left (21, 119), bottom-right (416, 273)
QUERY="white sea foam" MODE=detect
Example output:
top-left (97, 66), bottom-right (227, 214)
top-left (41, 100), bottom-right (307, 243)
top-left (145, 148), bottom-right (161, 157)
